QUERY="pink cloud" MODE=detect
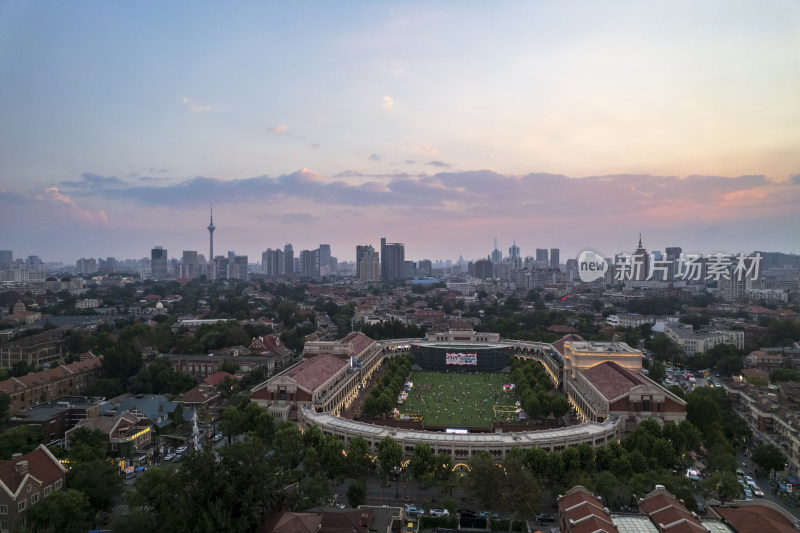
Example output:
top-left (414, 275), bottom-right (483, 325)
top-left (39, 187), bottom-right (108, 224)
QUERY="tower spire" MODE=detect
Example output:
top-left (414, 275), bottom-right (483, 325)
top-left (638, 233), bottom-right (642, 249)
top-left (208, 204), bottom-right (216, 280)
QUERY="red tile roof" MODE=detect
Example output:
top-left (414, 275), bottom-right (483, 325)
top-left (341, 332), bottom-right (374, 356)
top-left (640, 490), bottom-right (704, 533)
top-left (552, 334), bottom-right (585, 356)
top-left (580, 361), bottom-right (651, 401)
top-left (0, 445), bottom-right (65, 496)
top-left (0, 356), bottom-right (102, 393)
top-left (285, 354), bottom-right (348, 393)
top-left (713, 504), bottom-right (796, 533)
top-left (203, 371), bottom-right (238, 387)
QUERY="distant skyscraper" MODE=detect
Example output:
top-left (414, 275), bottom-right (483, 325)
top-left (182, 251), bottom-right (199, 279)
top-left (491, 238), bottom-right (502, 264)
top-left (151, 246), bottom-right (168, 279)
top-left (284, 244), bottom-right (294, 275)
top-left (633, 234), bottom-right (650, 281)
top-left (418, 259), bottom-right (432, 277)
top-left (535, 248), bottom-right (549, 266)
top-left (665, 246), bottom-right (682, 282)
top-left (358, 247), bottom-right (380, 281)
top-left (509, 241), bottom-right (521, 268)
top-left (233, 255), bottom-right (248, 281)
top-left (550, 248), bottom-right (560, 269)
top-left (381, 237), bottom-right (405, 281)
top-left (318, 244), bottom-right (331, 270)
top-left (0, 250), bottom-right (12, 269)
top-left (356, 245), bottom-right (374, 280)
top-left (475, 258), bottom-right (494, 279)
top-left (207, 205), bottom-right (216, 280)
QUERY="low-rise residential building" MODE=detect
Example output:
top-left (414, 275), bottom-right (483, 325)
top-left (66, 411), bottom-right (152, 460)
top-left (0, 327), bottom-right (69, 368)
top-left (744, 350), bottom-right (783, 372)
top-left (664, 323), bottom-right (745, 356)
top-left (0, 356), bottom-right (103, 416)
top-left (0, 445), bottom-right (66, 532)
top-left (12, 396), bottom-right (104, 442)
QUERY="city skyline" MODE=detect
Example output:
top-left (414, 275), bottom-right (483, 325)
top-left (1, 2), bottom-right (799, 262)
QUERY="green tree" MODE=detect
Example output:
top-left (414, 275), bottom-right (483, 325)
top-left (346, 436), bottom-right (372, 475)
top-left (84, 377), bottom-right (124, 399)
top-left (465, 450), bottom-right (502, 512)
top-left (347, 478), bottom-right (367, 507)
top-left (751, 443), bottom-right (786, 475)
top-left (410, 443), bottom-right (436, 481)
top-left (29, 488), bottom-right (92, 533)
top-left (67, 459), bottom-right (123, 515)
top-left (500, 447), bottom-right (540, 523)
top-left (377, 436), bottom-right (403, 487)
top-left (648, 361), bottom-right (666, 384)
top-left (0, 425), bottom-right (43, 459)
top-left (68, 427), bottom-right (108, 462)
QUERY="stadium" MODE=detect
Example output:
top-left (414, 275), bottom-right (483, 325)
top-left (254, 326), bottom-right (683, 461)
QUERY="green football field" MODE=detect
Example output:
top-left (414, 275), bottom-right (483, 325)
top-left (395, 371), bottom-right (522, 428)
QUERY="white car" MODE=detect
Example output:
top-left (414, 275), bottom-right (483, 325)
top-left (164, 453), bottom-right (176, 461)
top-left (429, 509), bottom-right (449, 517)
top-left (752, 486), bottom-right (764, 497)
top-left (213, 433), bottom-right (224, 442)
top-left (175, 445), bottom-right (188, 454)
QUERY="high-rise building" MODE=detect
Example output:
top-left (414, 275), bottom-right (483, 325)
top-left (151, 247), bottom-right (168, 279)
top-left (633, 234), bottom-right (649, 281)
top-left (550, 248), bottom-right (560, 269)
top-left (535, 248), bottom-right (549, 266)
top-left (359, 247), bottom-right (380, 281)
top-left (665, 247), bottom-right (682, 281)
top-left (214, 255), bottom-right (229, 280)
top-left (509, 242), bottom-right (521, 268)
top-left (76, 258), bottom-right (97, 275)
top-left (207, 205), bottom-right (216, 280)
top-left (284, 244), bottom-right (294, 275)
top-left (418, 259), bottom-right (432, 277)
top-left (299, 249), bottom-right (318, 279)
top-left (182, 251), bottom-right (199, 279)
top-left (491, 238), bottom-right (502, 264)
top-left (0, 250), bottom-right (12, 270)
top-left (475, 258), bottom-right (494, 279)
top-left (233, 255), bottom-right (249, 281)
top-left (380, 238), bottom-right (405, 281)
top-left (262, 248), bottom-right (286, 277)
top-left (356, 245), bottom-right (374, 279)
top-left (318, 244), bottom-right (331, 270)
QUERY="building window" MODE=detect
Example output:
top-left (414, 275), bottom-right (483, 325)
top-left (31, 493), bottom-right (38, 505)
top-left (55, 479), bottom-right (63, 490)
top-left (26, 484), bottom-right (31, 493)
top-left (0, 505), bottom-right (7, 515)
top-left (17, 501), bottom-right (26, 512)
top-left (44, 486), bottom-right (51, 496)
top-left (1, 520), bottom-right (7, 532)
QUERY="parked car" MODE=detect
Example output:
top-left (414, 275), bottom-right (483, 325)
top-left (429, 509), bottom-right (449, 517)
top-left (457, 509), bottom-right (477, 518)
top-left (175, 445), bottom-right (188, 454)
top-left (537, 513), bottom-right (556, 523)
top-left (405, 506), bottom-right (423, 516)
top-left (213, 433), bottom-right (224, 442)
top-left (164, 453), bottom-right (176, 461)
top-left (479, 511), bottom-right (498, 519)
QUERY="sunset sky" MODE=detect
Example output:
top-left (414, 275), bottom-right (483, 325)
top-left (1, 1), bottom-right (798, 265)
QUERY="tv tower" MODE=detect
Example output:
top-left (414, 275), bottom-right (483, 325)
top-left (208, 205), bottom-right (216, 280)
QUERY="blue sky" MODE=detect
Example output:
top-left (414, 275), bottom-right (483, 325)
top-left (1, 1), bottom-right (798, 264)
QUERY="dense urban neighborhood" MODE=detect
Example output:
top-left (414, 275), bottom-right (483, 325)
top-left (1, 252), bottom-right (800, 533)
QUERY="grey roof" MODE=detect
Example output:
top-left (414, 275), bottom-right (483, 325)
top-left (100, 394), bottom-right (194, 428)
